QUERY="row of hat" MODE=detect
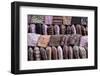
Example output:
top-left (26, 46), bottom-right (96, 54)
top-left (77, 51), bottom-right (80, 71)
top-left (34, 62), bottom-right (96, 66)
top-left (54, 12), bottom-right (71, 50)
top-left (28, 45), bottom-right (88, 61)
top-left (28, 24), bottom-right (88, 36)
top-left (28, 34), bottom-right (88, 48)
top-left (28, 15), bottom-right (87, 25)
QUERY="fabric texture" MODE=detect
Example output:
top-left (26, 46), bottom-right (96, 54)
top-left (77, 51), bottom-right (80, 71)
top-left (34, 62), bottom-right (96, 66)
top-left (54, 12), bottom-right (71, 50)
top-left (46, 47), bottom-right (52, 60)
top-left (42, 24), bottom-right (48, 35)
top-left (60, 25), bottom-right (66, 34)
top-left (29, 24), bottom-right (36, 33)
top-left (28, 25), bottom-right (31, 33)
top-left (54, 25), bottom-right (60, 35)
top-left (49, 35), bottom-right (61, 46)
top-left (71, 17), bottom-right (81, 24)
top-left (40, 47), bottom-right (47, 60)
top-left (52, 16), bottom-right (63, 25)
top-left (66, 25), bottom-right (71, 34)
top-left (37, 35), bottom-right (51, 47)
top-left (68, 46), bottom-right (73, 59)
top-left (47, 25), bottom-right (54, 35)
top-left (79, 46), bottom-right (87, 58)
top-left (57, 46), bottom-right (63, 59)
top-left (64, 35), bottom-right (70, 45)
top-left (63, 16), bottom-right (72, 25)
top-left (28, 47), bottom-right (34, 60)
top-left (70, 24), bottom-right (76, 34)
top-left (31, 15), bottom-right (44, 23)
top-left (28, 15), bottom-right (32, 24)
top-left (81, 17), bottom-right (88, 25)
top-left (60, 35), bottom-right (66, 46)
top-left (27, 33), bottom-right (40, 46)
top-left (73, 46), bottom-right (80, 59)
top-left (76, 24), bottom-right (82, 34)
top-left (84, 47), bottom-right (88, 58)
top-left (35, 23), bottom-right (43, 34)
top-left (33, 47), bottom-right (41, 60)
top-left (80, 36), bottom-right (88, 48)
top-left (28, 15), bottom-right (88, 60)
top-left (63, 46), bottom-right (69, 59)
top-left (45, 16), bottom-right (53, 24)
top-left (51, 46), bottom-right (58, 60)
top-left (68, 34), bottom-right (81, 46)
top-left (81, 25), bottom-right (87, 36)
top-left (86, 26), bottom-right (88, 35)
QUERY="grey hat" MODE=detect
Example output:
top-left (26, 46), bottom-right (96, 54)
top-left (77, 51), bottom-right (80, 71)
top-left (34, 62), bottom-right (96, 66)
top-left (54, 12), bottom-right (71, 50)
top-left (46, 47), bottom-right (52, 60)
top-left (68, 46), bottom-right (73, 59)
top-left (33, 47), bottom-right (41, 60)
top-left (79, 46), bottom-right (87, 58)
top-left (63, 46), bottom-right (69, 59)
top-left (64, 35), bottom-right (70, 46)
top-left (81, 25), bottom-right (87, 36)
top-left (54, 24), bottom-right (60, 35)
top-left (28, 47), bottom-right (34, 60)
top-left (66, 25), bottom-right (71, 34)
top-left (42, 24), bottom-right (48, 35)
top-left (73, 46), bottom-right (80, 59)
top-left (27, 33), bottom-right (40, 46)
top-left (40, 47), bottom-right (47, 60)
top-left (51, 46), bottom-right (58, 60)
top-left (80, 36), bottom-right (88, 48)
top-left (68, 34), bottom-right (81, 46)
top-left (70, 24), bottom-right (76, 34)
top-left (60, 25), bottom-right (66, 35)
top-left (76, 24), bottom-right (82, 34)
top-left (60, 35), bottom-right (66, 46)
top-left (57, 46), bottom-right (63, 59)
top-left (29, 24), bottom-right (36, 33)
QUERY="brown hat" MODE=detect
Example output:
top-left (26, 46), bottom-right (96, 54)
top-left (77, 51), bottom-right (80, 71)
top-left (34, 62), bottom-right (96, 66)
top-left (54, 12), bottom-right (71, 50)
top-left (49, 35), bottom-right (61, 46)
top-left (52, 16), bottom-right (63, 25)
top-left (37, 35), bottom-right (51, 48)
top-left (81, 25), bottom-right (87, 36)
top-left (51, 46), bottom-right (58, 60)
top-left (66, 25), bottom-right (71, 34)
top-left (60, 25), bottom-right (66, 35)
top-left (47, 25), bottom-right (54, 35)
